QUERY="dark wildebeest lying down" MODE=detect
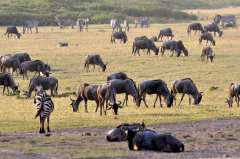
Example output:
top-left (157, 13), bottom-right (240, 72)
top-left (20, 60), bottom-right (51, 79)
top-left (0, 73), bottom-right (18, 94)
top-left (5, 26), bottom-right (21, 39)
top-left (127, 129), bottom-right (184, 152)
top-left (172, 78), bottom-right (203, 106)
top-left (158, 28), bottom-right (174, 41)
top-left (201, 47), bottom-right (215, 63)
top-left (107, 79), bottom-right (140, 106)
top-left (25, 76), bottom-right (58, 97)
top-left (84, 54), bottom-right (107, 72)
top-left (111, 31), bottom-right (128, 44)
top-left (204, 23), bottom-right (223, 37)
top-left (138, 79), bottom-right (174, 108)
top-left (70, 83), bottom-right (99, 113)
top-left (106, 122), bottom-right (145, 142)
top-left (132, 36), bottom-right (159, 56)
top-left (225, 83), bottom-right (240, 108)
top-left (161, 40), bottom-right (188, 57)
top-left (187, 23), bottom-right (204, 36)
top-left (199, 32), bottom-right (216, 46)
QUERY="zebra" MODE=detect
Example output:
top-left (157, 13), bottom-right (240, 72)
top-left (34, 87), bottom-right (54, 134)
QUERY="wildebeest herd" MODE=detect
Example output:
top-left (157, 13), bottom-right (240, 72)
top-left (0, 14), bottom-right (239, 153)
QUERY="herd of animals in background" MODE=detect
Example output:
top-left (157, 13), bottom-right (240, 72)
top-left (0, 14), bottom-right (239, 138)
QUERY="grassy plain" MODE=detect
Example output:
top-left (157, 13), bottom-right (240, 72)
top-left (0, 12), bottom-right (240, 158)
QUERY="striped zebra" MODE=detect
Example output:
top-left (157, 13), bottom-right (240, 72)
top-left (34, 87), bottom-right (54, 134)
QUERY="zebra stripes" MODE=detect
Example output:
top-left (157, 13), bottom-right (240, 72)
top-left (34, 89), bottom-right (54, 134)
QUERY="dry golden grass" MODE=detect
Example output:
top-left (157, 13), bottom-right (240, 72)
top-left (0, 20), bottom-right (239, 133)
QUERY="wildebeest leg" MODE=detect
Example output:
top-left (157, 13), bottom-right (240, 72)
top-left (237, 95), bottom-right (240, 107)
top-left (123, 94), bottom-right (128, 106)
top-left (137, 49), bottom-right (140, 56)
top-left (7, 87), bottom-right (9, 95)
top-left (47, 116), bottom-right (50, 132)
top-left (178, 93), bottom-right (185, 106)
top-left (147, 49), bottom-right (150, 55)
top-left (153, 95), bottom-right (158, 108)
top-left (84, 98), bottom-right (88, 113)
top-left (142, 93), bottom-right (148, 108)
top-left (3, 86), bottom-right (5, 94)
top-left (189, 95), bottom-right (192, 105)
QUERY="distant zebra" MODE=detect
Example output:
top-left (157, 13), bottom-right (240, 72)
top-left (34, 87), bottom-right (54, 134)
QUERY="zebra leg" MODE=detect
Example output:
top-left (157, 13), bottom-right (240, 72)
top-left (39, 118), bottom-right (45, 134)
top-left (95, 101), bottom-right (99, 112)
top-left (47, 116), bottom-right (51, 132)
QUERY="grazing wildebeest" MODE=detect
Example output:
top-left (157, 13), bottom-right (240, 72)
top-left (26, 76), bottom-right (58, 97)
top-left (84, 54), bottom-right (107, 72)
top-left (204, 23), bottom-right (223, 37)
top-left (70, 83), bottom-right (99, 113)
top-left (225, 83), bottom-right (240, 108)
top-left (138, 80), bottom-right (174, 108)
top-left (201, 47), bottom-right (215, 63)
top-left (132, 37), bottom-right (159, 56)
top-left (34, 87), bottom-right (54, 134)
top-left (107, 79), bottom-right (140, 106)
top-left (0, 73), bottom-right (18, 94)
top-left (158, 28), bottom-right (174, 41)
top-left (12, 52), bottom-right (31, 64)
top-left (214, 14), bottom-right (237, 28)
top-left (127, 129), bottom-right (184, 152)
top-left (20, 60), bottom-right (51, 79)
top-left (106, 122), bottom-right (145, 142)
top-left (0, 54), bottom-right (12, 72)
top-left (5, 26), bottom-right (21, 39)
top-left (111, 31), bottom-right (128, 44)
top-left (199, 32), bottom-right (216, 46)
top-left (172, 78), bottom-right (203, 106)
top-left (97, 82), bottom-right (122, 116)
top-left (23, 20), bottom-right (39, 34)
top-left (161, 40), bottom-right (188, 57)
top-left (1, 56), bottom-right (21, 75)
top-left (187, 23), bottom-right (204, 36)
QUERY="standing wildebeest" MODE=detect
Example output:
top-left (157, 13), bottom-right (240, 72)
top-left (23, 20), bottom-right (39, 34)
top-left (70, 83), bottom-right (99, 113)
top-left (132, 37), bottom-right (159, 56)
top-left (204, 23), bottom-right (223, 37)
top-left (107, 79), bottom-right (140, 106)
top-left (26, 76), bottom-right (58, 97)
top-left (157, 28), bottom-right (174, 41)
top-left (111, 31), bottom-right (128, 44)
top-left (5, 26), bottom-right (21, 39)
top-left (199, 32), bottom-right (216, 46)
top-left (84, 54), bottom-right (107, 72)
top-left (161, 40), bottom-right (188, 57)
top-left (214, 14), bottom-right (237, 28)
top-left (187, 23), bottom-right (204, 36)
top-left (1, 57), bottom-right (21, 75)
top-left (20, 60), bottom-right (51, 79)
top-left (225, 83), bottom-right (240, 108)
top-left (0, 54), bottom-right (12, 72)
top-left (201, 47), bottom-right (215, 63)
top-left (172, 78), bottom-right (203, 106)
top-left (0, 73), bottom-right (18, 94)
top-left (138, 80), bottom-right (174, 108)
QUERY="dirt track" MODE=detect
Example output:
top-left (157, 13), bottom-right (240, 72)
top-left (1, 118), bottom-right (240, 159)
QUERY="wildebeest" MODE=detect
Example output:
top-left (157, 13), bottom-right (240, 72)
top-left (199, 32), bottom-right (215, 46)
top-left (172, 78), bottom-right (203, 106)
top-left (12, 52), bottom-right (31, 64)
top-left (111, 31), bottom-right (127, 44)
top-left (106, 122), bottom-right (145, 142)
top-left (187, 23), bottom-right (204, 36)
top-left (84, 54), bottom-right (107, 72)
top-left (0, 54), bottom-right (12, 72)
top-left (127, 129), bottom-right (184, 152)
top-left (158, 28), bottom-right (174, 41)
top-left (225, 83), bottom-right (240, 108)
top-left (23, 20), bottom-right (39, 34)
top-left (132, 37), bottom-right (159, 56)
top-left (138, 80), bottom-right (174, 108)
top-left (26, 76), bottom-right (58, 97)
top-left (70, 83), bottom-right (99, 113)
top-left (20, 60), bottom-right (51, 79)
top-left (1, 56), bottom-right (21, 75)
top-left (5, 26), bottom-right (21, 39)
top-left (204, 23), bottom-right (223, 37)
top-left (201, 47), bottom-right (215, 63)
top-left (0, 73), bottom-right (18, 94)
top-left (107, 79), bottom-right (140, 106)
top-left (161, 40), bottom-right (188, 57)
top-left (97, 82), bottom-right (122, 115)
top-left (214, 14), bottom-right (237, 28)
top-left (107, 72), bottom-right (128, 81)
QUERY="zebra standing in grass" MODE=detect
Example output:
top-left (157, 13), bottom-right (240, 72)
top-left (34, 87), bottom-right (54, 134)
